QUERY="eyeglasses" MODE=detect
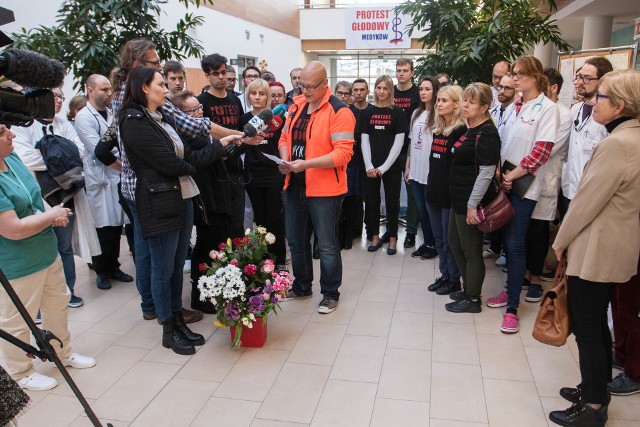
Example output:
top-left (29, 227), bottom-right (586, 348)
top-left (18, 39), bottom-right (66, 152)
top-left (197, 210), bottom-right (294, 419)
top-left (244, 74), bottom-right (260, 80)
top-left (54, 94), bottom-right (65, 101)
top-left (271, 94), bottom-right (285, 99)
top-left (144, 59), bottom-right (162, 67)
top-left (509, 71), bottom-right (527, 79)
top-left (227, 78), bottom-right (237, 83)
top-left (207, 70), bottom-right (227, 77)
top-left (594, 92), bottom-right (610, 103)
top-left (336, 90), bottom-right (352, 97)
top-left (300, 79), bottom-right (325, 92)
top-left (182, 104), bottom-right (203, 114)
top-left (575, 74), bottom-right (599, 84)
top-left (498, 85), bottom-right (514, 92)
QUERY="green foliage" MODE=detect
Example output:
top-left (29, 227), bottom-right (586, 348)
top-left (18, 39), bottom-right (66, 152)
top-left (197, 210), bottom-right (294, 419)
top-left (397, 0), bottom-right (571, 85)
top-left (10, 0), bottom-right (213, 90)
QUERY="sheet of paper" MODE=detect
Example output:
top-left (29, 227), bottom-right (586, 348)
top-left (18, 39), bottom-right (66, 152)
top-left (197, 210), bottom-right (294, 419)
top-left (558, 57), bottom-right (575, 109)
top-left (262, 153), bottom-right (288, 165)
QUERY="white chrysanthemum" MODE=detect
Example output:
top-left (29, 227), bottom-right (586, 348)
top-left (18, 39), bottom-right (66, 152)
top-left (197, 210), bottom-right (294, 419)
top-left (257, 226), bottom-right (267, 235)
top-left (265, 233), bottom-right (276, 244)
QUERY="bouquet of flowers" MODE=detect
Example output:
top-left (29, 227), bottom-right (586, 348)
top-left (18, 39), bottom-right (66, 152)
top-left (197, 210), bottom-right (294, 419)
top-left (197, 226), bottom-right (292, 347)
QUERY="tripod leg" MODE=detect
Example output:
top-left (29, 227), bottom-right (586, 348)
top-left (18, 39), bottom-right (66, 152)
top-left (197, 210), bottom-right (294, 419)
top-left (0, 268), bottom-right (107, 427)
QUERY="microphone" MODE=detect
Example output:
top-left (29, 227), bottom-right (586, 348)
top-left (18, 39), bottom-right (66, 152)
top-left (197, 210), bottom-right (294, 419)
top-left (272, 103), bottom-right (287, 119)
top-left (0, 49), bottom-right (66, 88)
top-left (267, 115), bottom-right (283, 132)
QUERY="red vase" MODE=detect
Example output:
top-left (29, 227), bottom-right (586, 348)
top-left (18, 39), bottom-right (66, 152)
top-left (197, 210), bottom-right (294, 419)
top-left (230, 316), bottom-right (268, 348)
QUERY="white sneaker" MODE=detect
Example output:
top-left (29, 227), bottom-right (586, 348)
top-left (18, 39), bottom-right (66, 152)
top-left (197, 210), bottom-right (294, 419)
top-left (62, 353), bottom-right (96, 369)
top-left (482, 248), bottom-right (497, 259)
top-left (18, 372), bottom-right (58, 391)
top-left (495, 255), bottom-right (507, 267)
top-left (183, 259), bottom-right (192, 273)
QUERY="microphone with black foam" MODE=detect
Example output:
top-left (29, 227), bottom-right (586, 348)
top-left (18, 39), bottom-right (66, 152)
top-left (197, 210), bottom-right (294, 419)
top-left (0, 49), bottom-right (66, 88)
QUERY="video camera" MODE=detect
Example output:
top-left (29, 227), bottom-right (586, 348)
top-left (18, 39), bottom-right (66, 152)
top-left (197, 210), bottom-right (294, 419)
top-left (0, 6), bottom-right (65, 127)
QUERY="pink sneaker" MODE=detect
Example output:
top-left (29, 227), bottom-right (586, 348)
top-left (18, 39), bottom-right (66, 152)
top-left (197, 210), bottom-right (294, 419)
top-left (501, 313), bottom-right (520, 334)
top-left (486, 290), bottom-right (508, 308)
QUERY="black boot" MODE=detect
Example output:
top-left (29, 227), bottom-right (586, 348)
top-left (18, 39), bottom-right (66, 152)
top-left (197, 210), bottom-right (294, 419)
top-left (174, 311), bottom-right (205, 346)
top-left (162, 316), bottom-right (195, 355)
top-left (549, 400), bottom-right (607, 427)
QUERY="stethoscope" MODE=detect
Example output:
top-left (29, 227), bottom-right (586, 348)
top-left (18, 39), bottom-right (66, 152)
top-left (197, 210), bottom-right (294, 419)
top-left (517, 92), bottom-right (545, 125)
top-left (573, 102), bottom-right (592, 132)
top-left (492, 104), bottom-right (515, 129)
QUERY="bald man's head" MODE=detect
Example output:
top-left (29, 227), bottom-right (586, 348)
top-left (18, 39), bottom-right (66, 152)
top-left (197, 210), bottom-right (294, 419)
top-left (300, 61), bottom-right (328, 104)
top-left (86, 74), bottom-right (113, 111)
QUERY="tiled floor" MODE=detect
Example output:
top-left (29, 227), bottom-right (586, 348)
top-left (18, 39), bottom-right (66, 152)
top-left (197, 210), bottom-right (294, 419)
top-left (6, 232), bottom-right (640, 426)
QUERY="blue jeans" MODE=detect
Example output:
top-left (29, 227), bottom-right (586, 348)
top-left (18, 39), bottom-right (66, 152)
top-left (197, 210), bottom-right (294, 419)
top-left (147, 200), bottom-right (193, 323)
top-left (285, 183), bottom-right (343, 300)
top-left (426, 203), bottom-right (460, 282)
top-left (53, 208), bottom-right (76, 293)
top-left (410, 181), bottom-right (435, 247)
top-left (125, 198), bottom-right (154, 314)
top-left (504, 195), bottom-right (537, 309)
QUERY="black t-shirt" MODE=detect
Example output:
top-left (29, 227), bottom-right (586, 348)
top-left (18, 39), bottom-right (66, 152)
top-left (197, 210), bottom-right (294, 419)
top-left (197, 91), bottom-right (244, 174)
top-left (394, 85), bottom-right (420, 155)
top-left (239, 112), bottom-right (283, 188)
top-left (426, 125), bottom-right (467, 208)
top-left (97, 109), bottom-right (108, 122)
top-left (362, 105), bottom-right (408, 172)
top-left (349, 103), bottom-right (375, 167)
top-left (289, 103), bottom-right (311, 186)
top-left (449, 120), bottom-right (501, 214)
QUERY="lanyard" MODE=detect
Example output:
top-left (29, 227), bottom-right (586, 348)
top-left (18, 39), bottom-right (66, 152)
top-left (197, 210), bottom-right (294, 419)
top-left (0, 157), bottom-right (39, 214)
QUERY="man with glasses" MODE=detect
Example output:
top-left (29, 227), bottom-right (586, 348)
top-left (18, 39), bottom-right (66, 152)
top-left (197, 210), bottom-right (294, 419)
top-left (561, 57), bottom-right (613, 213)
top-left (490, 74), bottom-right (517, 141)
top-left (334, 81), bottom-right (353, 107)
top-left (491, 60), bottom-right (511, 109)
top-left (197, 52), bottom-right (246, 246)
top-left (225, 65), bottom-right (241, 96)
top-left (238, 65), bottom-right (262, 112)
top-left (278, 61), bottom-right (355, 314)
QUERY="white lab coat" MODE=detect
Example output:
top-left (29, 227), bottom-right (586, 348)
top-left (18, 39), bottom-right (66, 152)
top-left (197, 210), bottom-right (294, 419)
top-left (500, 93), bottom-right (559, 201)
top-left (11, 116), bottom-right (101, 262)
top-left (74, 104), bottom-right (125, 228)
top-left (532, 102), bottom-right (571, 220)
top-left (561, 101), bottom-right (609, 200)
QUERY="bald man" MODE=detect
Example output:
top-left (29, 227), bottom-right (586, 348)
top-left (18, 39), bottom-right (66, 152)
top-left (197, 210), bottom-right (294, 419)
top-left (278, 61), bottom-right (356, 314)
top-left (75, 74), bottom-right (133, 291)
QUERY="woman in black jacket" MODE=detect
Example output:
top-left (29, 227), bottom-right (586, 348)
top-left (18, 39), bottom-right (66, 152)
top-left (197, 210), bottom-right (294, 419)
top-left (119, 66), bottom-right (241, 355)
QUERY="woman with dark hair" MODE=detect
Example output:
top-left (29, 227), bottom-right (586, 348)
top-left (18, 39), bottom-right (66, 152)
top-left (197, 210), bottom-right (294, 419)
top-left (118, 66), bottom-right (241, 355)
top-left (446, 83), bottom-right (501, 313)
top-left (405, 76), bottom-right (439, 259)
top-left (485, 55), bottom-right (558, 334)
top-left (361, 75), bottom-right (408, 255)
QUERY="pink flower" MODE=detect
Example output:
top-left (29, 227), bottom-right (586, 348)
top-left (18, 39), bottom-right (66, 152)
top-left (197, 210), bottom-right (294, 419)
top-left (209, 250), bottom-right (219, 260)
top-left (262, 293), bottom-right (270, 301)
top-left (262, 259), bottom-right (275, 273)
top-left (230, 259), bottom-right (239, 267)
top-left (272, 272), bottom-right (291, 291)
top-left (244, 264), bottom-right (257, 275)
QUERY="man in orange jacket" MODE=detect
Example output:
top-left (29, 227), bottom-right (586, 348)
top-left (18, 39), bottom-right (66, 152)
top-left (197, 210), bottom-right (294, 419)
top-left (278, 61), bottom-right (355, 314)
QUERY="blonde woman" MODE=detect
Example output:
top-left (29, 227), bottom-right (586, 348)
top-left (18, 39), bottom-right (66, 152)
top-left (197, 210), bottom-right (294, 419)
top-left (446, 83), bottom-right (501, 313)
top-left (362, 75), bottom-right (408, 255)
top-left (425, 85), bottom-right (466, 295)
top-left (240, 79), bottom-right (286, 269)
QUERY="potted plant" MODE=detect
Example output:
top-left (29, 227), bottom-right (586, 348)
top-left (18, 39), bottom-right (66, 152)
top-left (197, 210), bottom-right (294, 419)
top-left (197, 226), bottom-right (292, 348)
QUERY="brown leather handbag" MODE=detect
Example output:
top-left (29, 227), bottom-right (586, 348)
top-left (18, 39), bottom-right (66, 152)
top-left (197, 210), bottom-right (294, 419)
top-left (474, 129), bottom-right (515, 233)
top-left (532, 259), bottom-right (572, 346)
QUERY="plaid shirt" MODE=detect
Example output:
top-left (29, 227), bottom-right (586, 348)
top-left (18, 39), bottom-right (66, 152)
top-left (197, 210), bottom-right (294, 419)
top-left (513, 98), bottom-right (554, 174)
top-left (113, 84), bottom-right (212, 200)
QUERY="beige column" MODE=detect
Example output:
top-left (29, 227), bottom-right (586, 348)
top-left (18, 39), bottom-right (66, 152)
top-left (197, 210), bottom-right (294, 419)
top-left (534, 42), bottom-right (554, 68)
top-left (582, 16), bottom-right (613, 49)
